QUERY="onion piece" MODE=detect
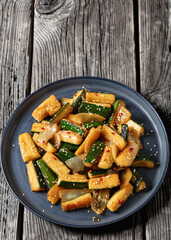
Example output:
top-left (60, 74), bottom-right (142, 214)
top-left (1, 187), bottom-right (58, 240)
top-left (37, 124), bottom-right (58, 143)
top-left (59, 189), bottom-right (90, 203)
top-left (65, 156), bottom-right (85, 172)
top-left (91, 189), bottom-right (110, 215)
top-left (49, 132), bottom-right (61, 149)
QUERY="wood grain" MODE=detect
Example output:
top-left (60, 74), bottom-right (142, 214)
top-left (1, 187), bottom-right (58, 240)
top-left (23, 0), bottom-right (142, 239)
top-left (0, 0), bottom-right (33, 239)
top-left (138, 0), bottom-right (171, 239)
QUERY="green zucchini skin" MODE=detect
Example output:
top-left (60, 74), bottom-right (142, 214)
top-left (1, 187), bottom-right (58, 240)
top-left (49, 103), bottom-right (71, 124)
top-left (60, 142), bottom-right (80, 151)
top-left (136, 152), bottom-right (153, 161)
top-left (130, 168), bottom-right (146, 192)
top-left (32, 160), bottom-right (47, 189)
top-left (79, 102), bottom-right (111, 119)
top-left (83, 121), bottom-right (104, 129)
top-left (108, 100), bottom-right (120, 123)
top-left (60, 119), bottom-right (86, 137)
top-left (120, 124), bottom-right (128, 142)
top-left (56, 147), bottom-right (75, 162)
top-left (72, 89), bottom-right (85, 113)
top-left (58, 180), bottom-right (88, 189)
top-left (84, 140), bottom-right (105, 165)
top-left (36, 159), bottom-right (58, 189)
top-left (88, 169), bottom-right (107, 178)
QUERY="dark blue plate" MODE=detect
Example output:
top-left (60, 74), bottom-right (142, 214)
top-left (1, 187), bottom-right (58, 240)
top-left (0, 77), bottom-right (169, 228)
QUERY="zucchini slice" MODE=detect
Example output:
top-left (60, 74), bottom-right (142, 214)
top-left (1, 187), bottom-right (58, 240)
top-left (58, 174), bottom-right (88, 189)
top-left (72, 89), bottom-right (85, 113)
top-left (61, 97), bottom-right (73, 106)
top-left (101, 124), bottom-right (127, 151)
top-left (84, 140), bottom-right (105, 167)
top-left (42, 152), bottom-right (70, 176)
top-left (130, 168), bottom-right (146, 192)
top-left (37, 159), bottom-right (58, 189)
top-left (108, 100), bottom-right (125, 124)
top-left (60, 142), bottom-right (80, 151)
top-left (47, 183), bottom-right (61, 204)
top-left (49, 103), bottom-right (73, 124)
top-left (61, 193), bottom-right (92, 211)
top-left (86, 92), bottom-right (115, 105)
top-left (126, 119), bottom-right (144, 137)
top-left (107, 183), bottom-right (133, 212)
top-left (120, 168), bottom-right (133, 189)
top-left (98, 146), bottom-right (113, 169)
top-left (88, 173), bottom-right (120, 189)
top-left (115, 140), bottom-right (139, 167)
top-left (60, 119), bottom-right (87, 137)
top-left (57, 147), bottom-right (75, 162)
top-left (83, 121), bottom-right (104, 129)
top-left (31, 122), bottom-right (60, 133)
top-left (120, 124), bottom-right (128, 142)
top-left (74, 126), bottom-right (101, 155)
top-left (115, 106), bottom-right (131, 125)
top-left (19, 132), bottom-right (41, 162)
top-left (132, 152), bottom-right (154, 169)
top-left (58, 130), bottom-right (83, 145)
top-left (33, 133), bottom-right (57, 153)
top-left (79, 101), bottom-right (111, 119)
top-left (26, 160), bottom-right (47, 191)
top-left (88, 169), bottom-right (107, 179)
top-left (32, 95), bottom-right (61, 122)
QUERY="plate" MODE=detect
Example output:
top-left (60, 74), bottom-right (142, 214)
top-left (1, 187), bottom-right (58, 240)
top-left (1, 77), bottom-right (169, 228)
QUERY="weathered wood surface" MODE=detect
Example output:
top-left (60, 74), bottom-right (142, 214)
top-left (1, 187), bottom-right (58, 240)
top-left (139, 1), bottom-right (171, 240)
top-left (0, 0), bottom-right (170, 239)
top-left (0, 1), bottom-right (33, 240)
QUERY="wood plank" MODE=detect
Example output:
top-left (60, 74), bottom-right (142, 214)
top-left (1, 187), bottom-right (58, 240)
top-left (0, 0), bottom-right (33, 239)
top-left (138, 0), bottom-right (171, 239)
top-left (23, 0), bottom-right (142, 239)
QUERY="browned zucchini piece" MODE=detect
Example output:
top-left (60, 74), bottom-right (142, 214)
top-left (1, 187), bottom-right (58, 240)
top-left (86, 92), bottom-right (115, 105)
top-left (120, 168), bottom-right (133, 189)
top-left (26, 160), bottom-right (46, 191)
top-left (115, 106), bottom-right (131, 125)
top-left (61, 97), bottom-right (73, 106)
top-left (61, 193), bottom-right (92, 211)
top-left (126, 119), bottom-right (144, 137)
top-left (107, 183), bottom-right (133, 212)
top-left (19, 132), bottom-right (41, 162)
top-left (33, 133), bottom-right (57, 153)
top-left (31, 122), bottom-right (60, 133)
top-left (132, 160), bottom-right (154, 169)
top-left (58, 174), bottom-right (88, 188)
top-left (84, 101), bottom-right (111, 108)
top-left (58, 130), bottom-right (83, 145)
top-left (98, 146), bottom-right (113, 169)
top-left (47, 183), bottom-right (62, 204)
top-left (88, 173), bottom-right (120, 189)
top-left (101, 124), bottom-right (127, 151)
top-left (42, 152), bottom-right (70, 176)
top-left (32, 95), bottom-right (61, 122)
top-left (115, 140), bottom-right (139, 167)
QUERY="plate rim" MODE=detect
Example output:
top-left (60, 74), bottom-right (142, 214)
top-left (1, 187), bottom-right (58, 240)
top-left (0, 76), bottom-right (170, 228)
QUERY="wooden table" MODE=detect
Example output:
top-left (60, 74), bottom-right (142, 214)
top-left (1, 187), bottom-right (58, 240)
top-left (0, 1), bottom-right (170, 239)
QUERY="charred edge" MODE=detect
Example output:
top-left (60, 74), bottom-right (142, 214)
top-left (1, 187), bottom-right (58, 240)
top-left (26, 1), bottom-right (35, 97)
top-left (133, 0), bottom-right (141, 93)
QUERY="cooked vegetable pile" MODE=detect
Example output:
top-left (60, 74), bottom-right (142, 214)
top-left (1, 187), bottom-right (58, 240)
top-left (18, 89), bottom-right (154, 214)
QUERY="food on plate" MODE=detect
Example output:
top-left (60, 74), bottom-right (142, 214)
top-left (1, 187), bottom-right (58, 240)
top-left (18, 88), bottom-right (154, 214)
